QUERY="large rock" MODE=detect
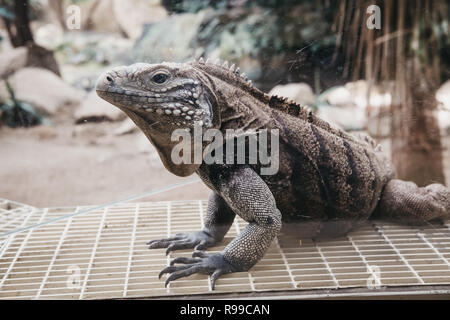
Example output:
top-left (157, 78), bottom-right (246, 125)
top-left (269, 83), bottom-right (315, 106)
top-left (112, 0), bottom-right (167, 40)
top-left (323, 86), bottom-right (353, 107)
top-left (34, 23), bottom-right (65, 50)
top-left (75, 90), bottom-right (126, 123)
top-left (345, 80), bottom-right (392, 110)
top-left (0, 67), bottom-right (83, 116)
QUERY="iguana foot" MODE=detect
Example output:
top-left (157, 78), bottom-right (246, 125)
top-left (147, 231), bottom-right (217, 255)
top-left (159, 252), bottom-right (235, 289)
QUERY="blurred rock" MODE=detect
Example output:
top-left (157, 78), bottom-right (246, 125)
top-left (437, 109), bottom-right (450, 136)
top-left (345, 80), bottom-right (392, 110)
top-left (75, 90), bottom-right (125, 123)
top-left (316, 81), bottom-right (395, 135)
top-left (316, 105), bottom-right (367, 132)
top-left (0, 47), bottom-right (28, 79)
top-left (114, 118), bottom-right (137, 136)
top-left (436, 80), bottom-right (450, 110)
top-left (324, 86), bottom-right (353, 107)
top-left (344, 80), bottom-right (369, 109)
top-left (269, 83), bottom-right (315, 106)
top-left (0, 43), bottom-right (60, 79)
top-left (0, 67), bottom-right (83, 116)
top-left (133, 10), bottom-right (207, 62)
top-left (34, 23), bottom-right (64, 49)
top-left (113, 0), bottom-right (167, 40)
top-left (80, 0), bottom-right (121, 33)
top-left (95, 34), bottom-right (134, 64)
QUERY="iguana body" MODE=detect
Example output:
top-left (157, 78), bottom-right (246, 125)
top-left (96, 59), bottom-right (450, 289)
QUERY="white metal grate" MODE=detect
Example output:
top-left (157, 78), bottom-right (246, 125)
top-left (0, 200), bottom-right (450, 299)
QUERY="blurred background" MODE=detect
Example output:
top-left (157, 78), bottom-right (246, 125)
top-left (0, 0), bottom-right (448, 208)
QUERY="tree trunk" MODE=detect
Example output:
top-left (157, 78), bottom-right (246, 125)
top-left (389, 0), bottom-right (445, 187)
top-left (2, 0), bottom-right (34, 48)
top-left (390, 58), bottom-right (445, 186)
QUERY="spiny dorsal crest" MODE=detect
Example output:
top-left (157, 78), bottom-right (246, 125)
top-left (194, 57), bottom-right (252, 86)
top-left (269, 94), bottom-right (304, 117)
top-left (193, 57), bottom-right (358, 143)
top-left (194, 57), bottom-right (307, 119)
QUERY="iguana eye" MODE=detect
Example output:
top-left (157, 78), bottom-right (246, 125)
top-left (152, 73), bottom-right (168, 84)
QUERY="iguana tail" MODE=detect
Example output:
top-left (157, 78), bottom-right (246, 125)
top-left (371, 179), bottom-right (450, 225)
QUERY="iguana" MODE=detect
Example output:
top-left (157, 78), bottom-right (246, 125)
top-left (96, 59), bottom-right (450, 289)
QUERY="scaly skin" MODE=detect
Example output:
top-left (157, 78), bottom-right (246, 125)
top-left (96, 59), bottom-right (450, 289)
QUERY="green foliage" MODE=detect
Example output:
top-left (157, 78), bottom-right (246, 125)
top-left (0, 81), bottom-right (43, 128)
top-left (162, 0), bottom-right (227, 13)
top-left (136, 0), bottom-right (342, 87)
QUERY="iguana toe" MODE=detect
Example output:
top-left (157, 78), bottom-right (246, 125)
top-left (160, 253), bottom-right (234, 290)
top-left (147, 231), bottom-right (217, 254)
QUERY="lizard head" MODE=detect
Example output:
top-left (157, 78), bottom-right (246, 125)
top-left (96, 62), bottom-right (220, 176)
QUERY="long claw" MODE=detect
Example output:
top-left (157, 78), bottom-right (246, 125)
top-left (170, 257), bottom-right (202, 266)
top-left (158, 265), bottom-right (191, 279)
top-left (165, 241), bottom-right (197, 256)
top-left (164, 266), bottom-right (202, 287)
top-left (210, 269), bottom-right (226, 290)
top-left (194, 240), bottom-right (207, 251)
top-left (159, 253), bottom-right (233, 290)
top-left (148, 240), bottom-right (172, 249)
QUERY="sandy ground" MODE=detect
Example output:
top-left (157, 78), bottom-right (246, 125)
top-left (0, 121), bottom-right (449, 208)
top-left (0, 122), bottom-right (210, 207)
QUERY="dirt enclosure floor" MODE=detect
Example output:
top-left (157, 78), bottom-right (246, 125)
top-left (0, 122), bottom-right (449, 208)
top-left (0, 122), bottom-right (210, 207)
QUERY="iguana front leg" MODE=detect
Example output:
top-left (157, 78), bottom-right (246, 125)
top-left (159, 166), bottom-right (282, 289)
top-left (147, 192), bottom-right (235, 254)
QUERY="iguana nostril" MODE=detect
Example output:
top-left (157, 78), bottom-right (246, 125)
top-left (106, 75), bottom-right (113, 82)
